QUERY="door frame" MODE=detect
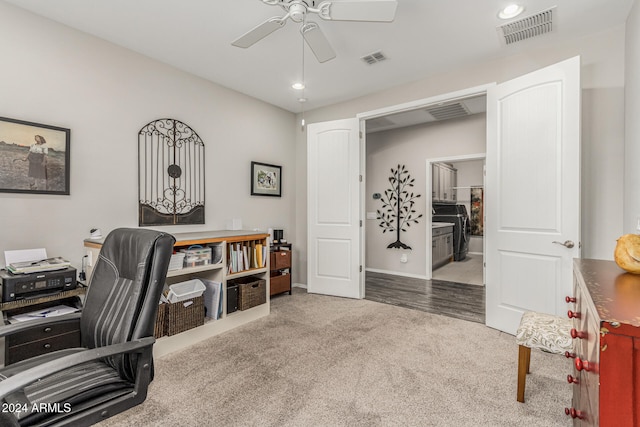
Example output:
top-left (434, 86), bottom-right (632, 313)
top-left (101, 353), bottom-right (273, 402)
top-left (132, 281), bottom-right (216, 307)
top-left (426, 153), bottom-right (486, 280)
top-left (357, 83), bottom-right (495, 280)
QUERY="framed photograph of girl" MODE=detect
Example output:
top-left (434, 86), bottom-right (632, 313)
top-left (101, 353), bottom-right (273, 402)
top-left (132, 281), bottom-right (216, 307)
top-left (0, 116), bottom-right (70, 195)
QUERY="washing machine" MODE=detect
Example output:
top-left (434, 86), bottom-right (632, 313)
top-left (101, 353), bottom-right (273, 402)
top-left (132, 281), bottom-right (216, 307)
top-left (432, 203), bottom-right (470, 261)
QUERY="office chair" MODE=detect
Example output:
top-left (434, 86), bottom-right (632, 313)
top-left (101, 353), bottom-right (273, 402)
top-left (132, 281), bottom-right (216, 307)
top-left (0, 228), bottom-right (175, 426)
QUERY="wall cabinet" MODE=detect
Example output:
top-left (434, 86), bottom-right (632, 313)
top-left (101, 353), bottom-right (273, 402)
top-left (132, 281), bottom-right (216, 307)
top-left (84, 230), bottom-right (270, 358)
top-left (567, 259), bottom-right (640, 426)
top-left (432, 162), bottom-right (457, 203)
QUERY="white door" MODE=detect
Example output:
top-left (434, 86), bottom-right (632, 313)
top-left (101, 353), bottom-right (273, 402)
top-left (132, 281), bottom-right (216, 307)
top-left (485, 56), bottom-right (581, 334)
top-left (307, 118), bottom-right (363, 298)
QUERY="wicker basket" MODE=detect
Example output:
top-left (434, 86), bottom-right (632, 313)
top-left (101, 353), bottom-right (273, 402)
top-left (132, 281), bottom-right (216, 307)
top-left (154, 303), bottom-right (166, 338)
top-left (165, 295), bottom-right (205, 336)
top-left (230, 276), bottom-right (266, 311)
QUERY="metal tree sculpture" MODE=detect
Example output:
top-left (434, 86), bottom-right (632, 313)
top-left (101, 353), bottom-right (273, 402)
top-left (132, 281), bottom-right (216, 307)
top-left (377, 164), bottom-right (423, 249)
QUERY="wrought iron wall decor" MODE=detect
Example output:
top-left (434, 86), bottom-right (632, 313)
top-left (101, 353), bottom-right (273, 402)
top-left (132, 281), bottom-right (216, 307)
top-left (138, 118), bottom-right (205, 226)
top-left (376, 164), bottom-right (423, 250)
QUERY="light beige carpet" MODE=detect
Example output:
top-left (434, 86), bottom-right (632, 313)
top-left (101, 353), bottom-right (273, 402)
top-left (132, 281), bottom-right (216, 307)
top-left (97, 288), bottom-right (570, 426)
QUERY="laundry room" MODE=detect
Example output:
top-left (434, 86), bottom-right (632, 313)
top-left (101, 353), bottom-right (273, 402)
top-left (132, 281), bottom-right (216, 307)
top-left (364, 95), bottom-right (486, 286)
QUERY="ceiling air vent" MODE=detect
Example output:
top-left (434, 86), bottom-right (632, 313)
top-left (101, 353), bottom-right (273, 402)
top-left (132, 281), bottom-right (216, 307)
top-left (498, 7), bottom-right (555, 45)
top-left (424, 102), bottom-right (470, 121)
top-left (361, 51), bottom-right (387, 65)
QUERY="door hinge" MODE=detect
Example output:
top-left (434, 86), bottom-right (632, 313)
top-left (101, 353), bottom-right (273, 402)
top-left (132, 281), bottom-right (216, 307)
top-left (360, 220), bottom-right (362, 227)
top-left (360, 265), bottom-right (363, 272)
top-left (359, 131), bottom-right (363, 139)
top-left (359, 174), bottom-right (362, 182)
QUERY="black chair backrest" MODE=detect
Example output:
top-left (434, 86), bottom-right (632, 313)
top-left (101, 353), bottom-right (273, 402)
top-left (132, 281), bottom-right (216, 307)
top-left (81, 228), bottom-right (175, 379)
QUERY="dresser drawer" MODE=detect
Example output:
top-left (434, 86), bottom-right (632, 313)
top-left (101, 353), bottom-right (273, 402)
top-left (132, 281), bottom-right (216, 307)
top-left (569, 272), bottom-right (600, 425)
top-left (6, 318), bottom-right (80, 347)
top-left (6, 330), bottom-right (81, 365)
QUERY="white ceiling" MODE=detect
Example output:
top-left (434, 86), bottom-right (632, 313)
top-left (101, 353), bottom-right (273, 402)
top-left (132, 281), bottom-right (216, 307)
top-left (3, 0), bottom-right (635, 113)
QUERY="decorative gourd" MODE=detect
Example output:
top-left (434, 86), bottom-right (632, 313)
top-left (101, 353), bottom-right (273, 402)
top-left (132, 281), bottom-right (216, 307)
top-left (614, 234), bottom-right (640, 274)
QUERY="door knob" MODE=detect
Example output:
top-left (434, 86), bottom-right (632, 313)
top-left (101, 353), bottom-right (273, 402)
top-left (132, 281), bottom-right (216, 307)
top-left (552, 240), bottom-right (575, 248)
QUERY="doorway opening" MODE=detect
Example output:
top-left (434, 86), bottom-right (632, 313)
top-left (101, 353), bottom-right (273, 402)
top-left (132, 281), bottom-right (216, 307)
top-left (358, 84), bottom-right (492, 322)
top-left (427, 155), bottom-right (485, 287)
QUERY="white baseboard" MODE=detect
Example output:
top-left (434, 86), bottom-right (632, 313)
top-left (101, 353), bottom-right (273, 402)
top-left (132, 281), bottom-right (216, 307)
top-left (292, 283), bottom-right (307, 289)
top-left (365, 268), bottom-right (427, 280)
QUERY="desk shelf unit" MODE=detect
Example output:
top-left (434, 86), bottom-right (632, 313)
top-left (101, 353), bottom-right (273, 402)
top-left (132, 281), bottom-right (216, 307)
top-left (0, 287), bottom-right (87, 366)
top-left (270, 242), bottom-right (292, 296)
top-left (84, 230), bottom-right (270, 358)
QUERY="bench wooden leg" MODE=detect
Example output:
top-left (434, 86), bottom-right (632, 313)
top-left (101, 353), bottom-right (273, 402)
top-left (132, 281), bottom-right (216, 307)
top-left (517, 344), bottom-right (531, 403)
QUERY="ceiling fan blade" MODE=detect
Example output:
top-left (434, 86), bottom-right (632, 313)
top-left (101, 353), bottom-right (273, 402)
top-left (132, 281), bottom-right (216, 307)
top-left (300, 22), bottom-right (336, 63)
top-left (317, 0), bottom-right (398, 22)
top-left (231, 17), bottom-right (286, 48)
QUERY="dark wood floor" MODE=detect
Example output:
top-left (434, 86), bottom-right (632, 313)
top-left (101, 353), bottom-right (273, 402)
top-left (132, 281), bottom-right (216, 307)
top-left (365, 271), bottom-right (485, 324)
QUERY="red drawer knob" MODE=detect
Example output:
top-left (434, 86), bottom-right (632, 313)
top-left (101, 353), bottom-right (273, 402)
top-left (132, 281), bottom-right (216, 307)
top-left (566, 374), bottom-right (579, 384)
top-left (575, 357), bottom-right (591, 372)
top-left (567, 310), bottom-right (581, 319)
top-left (565, 296), bottom-right (576, 303)
top-left (564, 351), bottom-right (576, 359)
top-left (570, 328), bottom-right (586, 339)
top-left (564, 407), bottom-right (585, 419)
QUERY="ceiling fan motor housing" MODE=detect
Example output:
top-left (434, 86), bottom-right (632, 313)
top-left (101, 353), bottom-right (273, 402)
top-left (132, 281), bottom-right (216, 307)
top-left (287, 2), bottom-right (308, 22)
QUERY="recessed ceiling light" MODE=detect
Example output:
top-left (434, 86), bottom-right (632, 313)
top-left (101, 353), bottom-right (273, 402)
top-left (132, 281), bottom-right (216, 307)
top-left (498, 4), bottom-right (524, 19)
top-left (292, 82), bottom-right (305, 90)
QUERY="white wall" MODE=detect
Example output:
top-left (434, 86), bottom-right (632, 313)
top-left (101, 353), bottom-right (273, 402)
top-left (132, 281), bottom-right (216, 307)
top-left (296, 25), bottom-right (628, 284)
top-left (365, 115), bottom-right (485, 277)
top-left (625, 1), bottom-right (640, 234)
top-left (0, 3), bottom-right (296, 273)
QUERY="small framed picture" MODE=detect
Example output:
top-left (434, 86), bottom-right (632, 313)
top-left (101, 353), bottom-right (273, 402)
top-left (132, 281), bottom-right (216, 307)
top-left (0, 116), bottom-right (70, 195)
top-left (251, 161), bottom-right (281, 197)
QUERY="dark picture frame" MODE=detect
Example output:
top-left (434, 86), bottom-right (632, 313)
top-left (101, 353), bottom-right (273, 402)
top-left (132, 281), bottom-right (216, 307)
top-left (470, 187), bottom-right (484, 236)
top-left (251, 161), bottom-right (281, 197)
top-left (0, 116), bottom-right (70, 195)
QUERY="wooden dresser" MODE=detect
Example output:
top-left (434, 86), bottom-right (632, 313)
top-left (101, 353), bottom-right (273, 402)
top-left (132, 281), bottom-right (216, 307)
top-left (567, 259), bottom-right (640, 426)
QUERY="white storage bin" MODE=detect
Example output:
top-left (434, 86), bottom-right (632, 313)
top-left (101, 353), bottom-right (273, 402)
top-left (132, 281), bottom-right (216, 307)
top-left (167, 279), bottom-right (206, 303)
top-left (168, 253), bottom-right (186, 271)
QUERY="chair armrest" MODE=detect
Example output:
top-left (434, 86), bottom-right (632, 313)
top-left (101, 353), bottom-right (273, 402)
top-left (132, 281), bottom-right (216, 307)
top-left (0, 312), bottom-right (82, 338)
top-left (0, 336), bottom-right (155, 399)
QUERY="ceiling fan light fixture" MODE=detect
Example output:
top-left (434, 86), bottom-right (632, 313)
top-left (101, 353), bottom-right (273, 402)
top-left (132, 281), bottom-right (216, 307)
top-left (292, 82), bottom-right (305, 90)
top-left (498, 4), bottom-right (524, 20)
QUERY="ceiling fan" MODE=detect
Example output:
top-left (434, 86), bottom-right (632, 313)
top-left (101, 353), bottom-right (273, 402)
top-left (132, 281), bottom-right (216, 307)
top-left (232, 0), bottom-right (398, 63)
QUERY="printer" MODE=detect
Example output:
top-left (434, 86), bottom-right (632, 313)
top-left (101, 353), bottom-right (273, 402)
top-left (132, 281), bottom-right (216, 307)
top-left (0, 267), bottom-right (77, 303)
